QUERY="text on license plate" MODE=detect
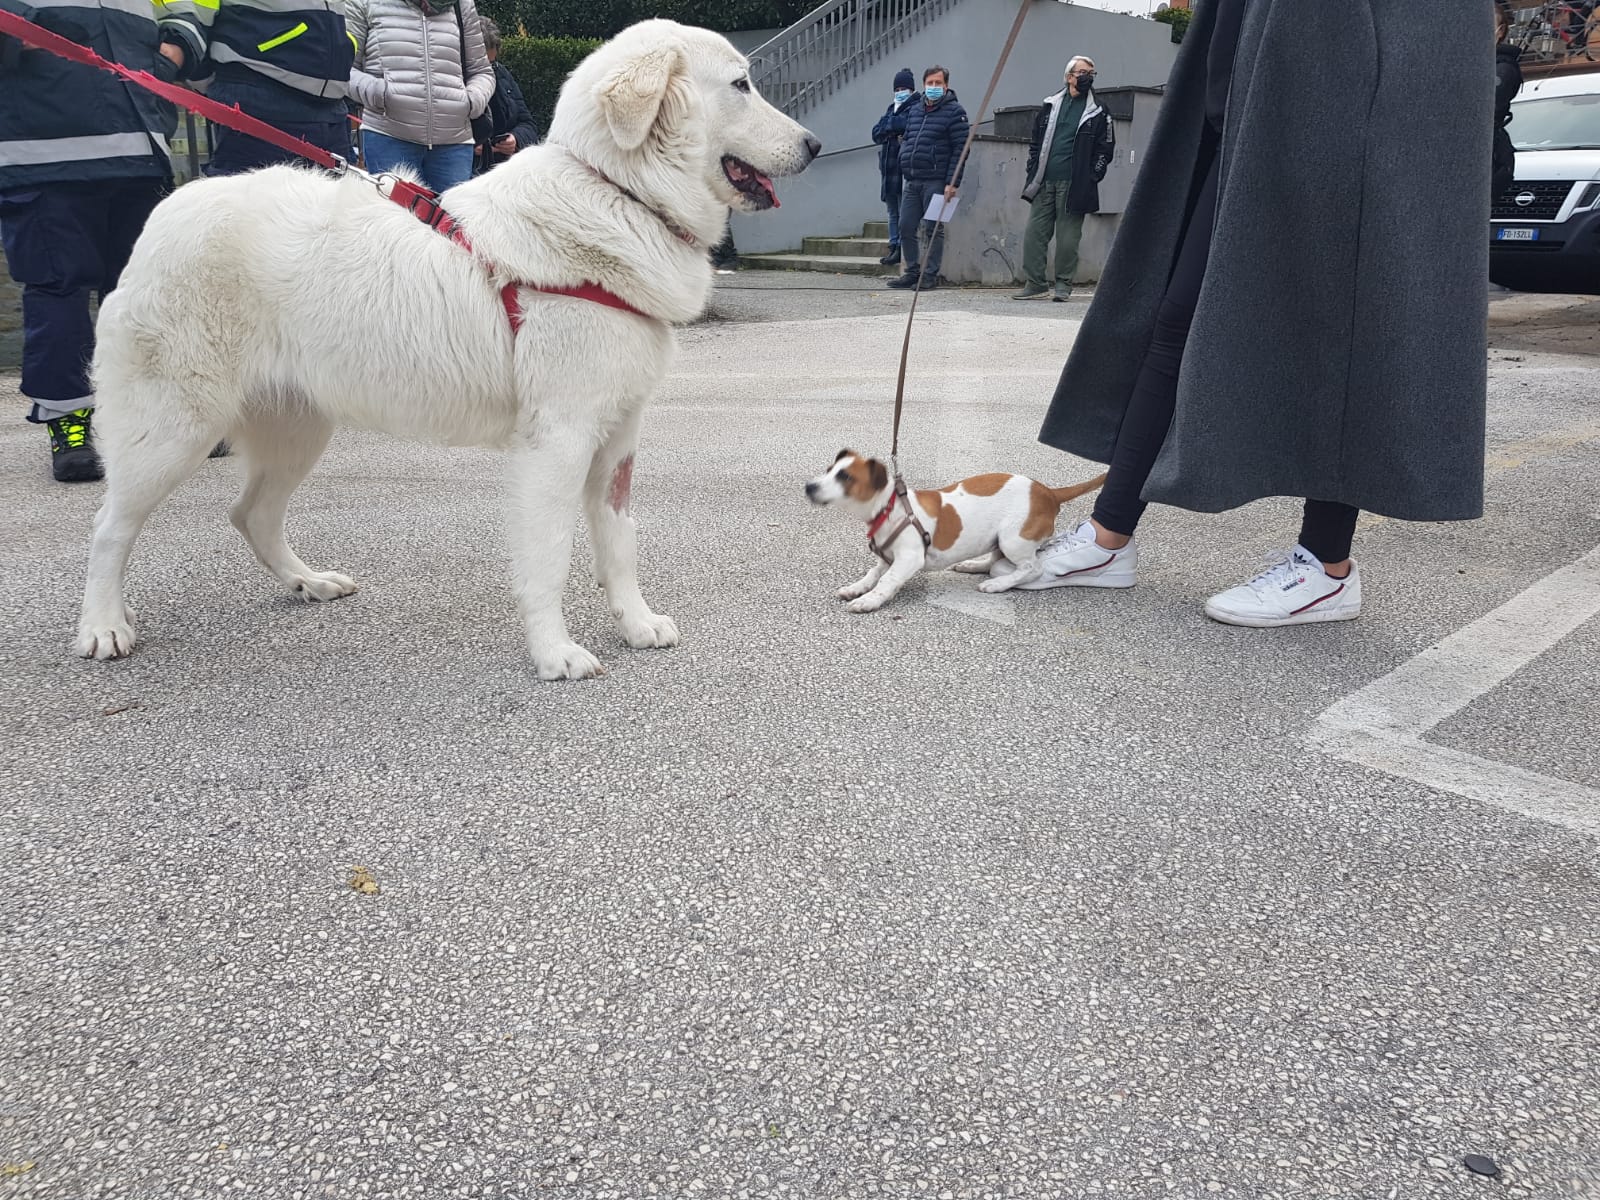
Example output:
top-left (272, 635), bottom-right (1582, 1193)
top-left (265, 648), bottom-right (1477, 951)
top-left (1498, 227), bottom-right (1540, 242)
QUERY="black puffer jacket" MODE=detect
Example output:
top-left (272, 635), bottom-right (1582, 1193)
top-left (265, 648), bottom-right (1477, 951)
top-left (1494, 42), bottom-right (1524, 196)
top-left (471, 61), bottom-right (537, 174)
top-left (898, 88), bottom-right (970, 185)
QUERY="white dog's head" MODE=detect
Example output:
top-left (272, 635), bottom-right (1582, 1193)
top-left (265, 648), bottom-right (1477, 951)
top-left (806, 450), bottom-right (892, 514)
top-left (549, 20), bottom-right (820, 236)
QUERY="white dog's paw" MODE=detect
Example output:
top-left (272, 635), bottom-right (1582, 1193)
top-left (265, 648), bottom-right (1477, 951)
top-left (530, 641), bottom-right (605, 681)
top-left (76, 615), bottom-right (136, 660)
top-left (837, 583), bottom-right (871, 600)
top-left (619, 611), bottom-right (679, 650)
top-left (845, 594), bottom-right (887, 614)
top-left (950, 557), bottom-right (993, 575)
top-left (290, 571), bottom-right (358, 602)
top-left (977, 576), bottom-right (1018, 594)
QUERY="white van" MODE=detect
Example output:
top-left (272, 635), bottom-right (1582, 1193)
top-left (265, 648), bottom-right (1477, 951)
top-left (1490, 70), bottom-right (1600, 291)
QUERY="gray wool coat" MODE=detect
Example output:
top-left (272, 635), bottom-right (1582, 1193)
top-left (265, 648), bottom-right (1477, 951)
top-left (1038, 0), bottom-right (1493, 521)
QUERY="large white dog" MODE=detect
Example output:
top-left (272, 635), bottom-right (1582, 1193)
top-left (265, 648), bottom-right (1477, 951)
top-left (75, 19), bottom-right (816, 679)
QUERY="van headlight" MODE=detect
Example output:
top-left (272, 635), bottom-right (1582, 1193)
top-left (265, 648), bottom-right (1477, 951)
top-left (1576, 183), bottom-right (1600, 212)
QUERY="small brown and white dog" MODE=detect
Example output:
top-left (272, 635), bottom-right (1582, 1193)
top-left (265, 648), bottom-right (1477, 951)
top-left (805, 450), bottom-right (1107, 612)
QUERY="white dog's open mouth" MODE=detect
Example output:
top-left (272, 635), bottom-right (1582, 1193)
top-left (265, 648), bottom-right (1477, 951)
top-left (723, 156), bottom-right (779, 210)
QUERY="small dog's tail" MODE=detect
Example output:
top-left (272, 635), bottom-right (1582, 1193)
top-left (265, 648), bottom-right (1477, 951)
top-left (1047, 472), bottom-right (1108, 505)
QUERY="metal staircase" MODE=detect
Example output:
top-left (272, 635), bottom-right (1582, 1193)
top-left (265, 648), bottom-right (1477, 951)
top-left (748, 0), bottom-right (968, 120)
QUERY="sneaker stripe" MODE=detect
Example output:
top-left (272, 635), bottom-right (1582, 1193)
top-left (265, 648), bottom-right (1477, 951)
top-left (1058, 553), bottom-right (1118, 578)
top-left (1291, 582), bottom-right (1345, 615)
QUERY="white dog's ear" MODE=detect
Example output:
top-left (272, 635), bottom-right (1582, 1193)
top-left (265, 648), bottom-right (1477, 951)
top-left (596, 39), bottom-right (687, 151)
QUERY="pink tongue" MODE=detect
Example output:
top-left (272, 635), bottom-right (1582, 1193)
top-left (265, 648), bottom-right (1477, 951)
top-left (756, 170), bottom-right (778, 208)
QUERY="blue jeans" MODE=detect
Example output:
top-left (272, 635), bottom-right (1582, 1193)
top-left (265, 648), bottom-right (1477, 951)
top-left (898, 178), bottom-right (948, 279)
top-left (362, 131), bottom-right (474, 194)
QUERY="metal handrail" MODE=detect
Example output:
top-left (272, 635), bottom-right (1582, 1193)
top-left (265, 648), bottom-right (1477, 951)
top-left (747, 0), bottom-right (966, 120)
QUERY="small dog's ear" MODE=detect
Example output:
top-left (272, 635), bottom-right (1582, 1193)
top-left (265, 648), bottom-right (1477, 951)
top-left (868, 458), bottom-right (889, 492)
top-left (595, 39), bottom-right (687, 151)
top-left (833, 448), bottom-right (853, 465)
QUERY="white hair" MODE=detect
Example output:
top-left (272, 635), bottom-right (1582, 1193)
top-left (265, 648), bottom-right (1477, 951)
top-left (1065, 55), bottom-right (1096, 75)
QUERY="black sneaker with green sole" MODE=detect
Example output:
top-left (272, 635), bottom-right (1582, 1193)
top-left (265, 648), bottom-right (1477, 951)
top-left (46, 408), bottom-right (103, 483)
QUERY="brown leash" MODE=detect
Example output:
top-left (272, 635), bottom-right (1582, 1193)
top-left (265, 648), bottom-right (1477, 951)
top-left (889, 0), bottom-right (1034, 481)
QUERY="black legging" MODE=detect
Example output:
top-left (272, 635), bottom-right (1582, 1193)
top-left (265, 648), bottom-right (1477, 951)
top-left (1090, 147), bottom-right (1359, 565)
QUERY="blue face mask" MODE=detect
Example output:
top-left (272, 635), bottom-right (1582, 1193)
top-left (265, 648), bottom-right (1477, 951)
top-left (924, 85), bottom-right (945, 102)
top-left (894, 89), bottom-right (911, 104)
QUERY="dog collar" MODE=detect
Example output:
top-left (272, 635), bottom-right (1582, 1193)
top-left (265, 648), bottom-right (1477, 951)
top-left (866, 482), bottom-right (930, 563)
top-left (865, 494), bottom-right (899, 545)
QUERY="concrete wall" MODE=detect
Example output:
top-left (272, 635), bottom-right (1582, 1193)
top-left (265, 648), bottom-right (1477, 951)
top-left (730, 0), bottom-right (1177, 256)
top-left (939, 87), bottom-right (1166, 286)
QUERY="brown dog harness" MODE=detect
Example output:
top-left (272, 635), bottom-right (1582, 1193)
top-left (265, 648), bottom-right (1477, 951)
top-left (865, 478), bottom-right (931, 563)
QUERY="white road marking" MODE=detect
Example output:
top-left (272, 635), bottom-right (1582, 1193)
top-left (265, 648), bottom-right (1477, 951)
top-left (923, 575), bottom-right (1016, 625)
top-left (1309, 544), bottom-right (1600, 836)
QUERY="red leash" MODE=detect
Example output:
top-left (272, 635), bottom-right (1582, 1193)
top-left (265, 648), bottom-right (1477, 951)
top-left (0, 7), bottom-right (655, 329)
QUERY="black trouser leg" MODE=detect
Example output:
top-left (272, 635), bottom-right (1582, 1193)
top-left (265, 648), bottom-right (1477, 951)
top-left (1298, 500), bottom-right (1359, 564)
top-left (1090, 149), bottom-right (1221, 536)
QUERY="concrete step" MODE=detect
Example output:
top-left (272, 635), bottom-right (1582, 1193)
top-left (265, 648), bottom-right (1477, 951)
top-left (738, 252), bottom-right (899, 277)
top-left (862, 220), bottom-right (890, 239)
top-left (801, 235), bottom-right (894, 258)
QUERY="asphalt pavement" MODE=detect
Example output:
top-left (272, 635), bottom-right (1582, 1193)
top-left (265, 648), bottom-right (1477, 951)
top-left (1, 278), bottom-right (1597, 1200)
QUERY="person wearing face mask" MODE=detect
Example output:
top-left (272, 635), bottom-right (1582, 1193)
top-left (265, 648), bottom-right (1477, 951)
top-left (1025, 0), bottom-right (1489, 628)
top-left (1014, 55), bottom-right (1114, 302)
top-left (871, 68), bottom-right (918, 267)
top-left (887, 65), bottom-right (970, 290)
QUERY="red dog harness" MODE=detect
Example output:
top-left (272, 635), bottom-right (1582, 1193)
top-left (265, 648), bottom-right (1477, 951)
top-left (383, 176), bottom-right (653, 332)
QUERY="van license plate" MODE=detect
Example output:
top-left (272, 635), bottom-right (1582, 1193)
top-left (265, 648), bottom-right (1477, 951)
top-left (1497, 227), bottom-right (1540, 242)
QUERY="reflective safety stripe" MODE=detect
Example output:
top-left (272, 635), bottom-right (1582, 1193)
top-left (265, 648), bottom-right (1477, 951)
top-left (0, 131), bottom-right (169, 167)
top-left (209, 0), bottom-right (334, 15)
top-left (257, 20), bottom-right (307, 51)
top-left (208, 41), bottom-right (344, 97)
top-left (156, 0), bottom-right (221, 13)
top-left (347, 29), bottom-right (357, 53)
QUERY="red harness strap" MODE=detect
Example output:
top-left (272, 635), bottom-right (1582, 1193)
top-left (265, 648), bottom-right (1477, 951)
top-left (382, 175), bottom-right (650, 332)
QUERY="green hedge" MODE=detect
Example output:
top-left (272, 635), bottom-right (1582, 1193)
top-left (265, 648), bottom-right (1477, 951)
top-left (497, 35), bottom-right (601, 133)
top-left (481, 0), bottom-right (811, 40)
top-left (1152, 6), bottom-right (1190, 43)
top-left (494, 0), bottom-right (811, 133)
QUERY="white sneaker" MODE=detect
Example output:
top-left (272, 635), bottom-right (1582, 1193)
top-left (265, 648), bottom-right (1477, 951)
top-left (1204, 546), bottom-right (1361, 627)
top-left (1016, 520), bottom-right (1138, 590)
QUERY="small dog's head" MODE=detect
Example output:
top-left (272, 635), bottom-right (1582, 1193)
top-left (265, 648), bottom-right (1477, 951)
top-left (805, 450), bottom-right (891, 514)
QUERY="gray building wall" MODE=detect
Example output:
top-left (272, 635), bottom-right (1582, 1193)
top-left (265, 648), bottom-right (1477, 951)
top-left (730, 0), bottom-right (1177, 257)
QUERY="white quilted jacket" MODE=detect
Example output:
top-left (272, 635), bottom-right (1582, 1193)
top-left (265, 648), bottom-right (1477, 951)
top-left (347, 0), bottom-right (493, 147)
